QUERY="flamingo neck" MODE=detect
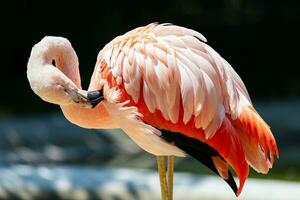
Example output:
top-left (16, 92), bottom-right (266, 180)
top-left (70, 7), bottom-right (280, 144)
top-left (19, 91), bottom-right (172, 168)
top-left (61, 102), bottom-right (119, 129)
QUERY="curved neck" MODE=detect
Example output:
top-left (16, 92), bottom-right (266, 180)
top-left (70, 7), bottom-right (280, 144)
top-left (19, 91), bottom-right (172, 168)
top-left (28, 36), bottom-right (118, 129)
top-left (28, 36), bottom-right (81, 88)
top-left (61, 102), bottom-right (119, 129)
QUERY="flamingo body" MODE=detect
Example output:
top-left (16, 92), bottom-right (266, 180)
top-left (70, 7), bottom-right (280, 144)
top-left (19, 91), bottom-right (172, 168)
top-left (89, 23), bottom-right (278, 195)
top-left (27, 23), bottom-right (279, 196)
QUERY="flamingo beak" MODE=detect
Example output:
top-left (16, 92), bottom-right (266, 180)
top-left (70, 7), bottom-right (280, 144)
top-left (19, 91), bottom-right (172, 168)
top-left (87, 90), bottom-right (104, 108)
top-left (72, 89), bottom-right (103, 108)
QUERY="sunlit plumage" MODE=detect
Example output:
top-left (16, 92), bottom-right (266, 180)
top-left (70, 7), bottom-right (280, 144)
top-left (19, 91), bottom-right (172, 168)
top-left (27, 23), bottom-right (279, 198)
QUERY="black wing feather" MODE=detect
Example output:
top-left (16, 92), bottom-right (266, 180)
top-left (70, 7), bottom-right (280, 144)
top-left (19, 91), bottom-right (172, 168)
top-left (160, 129), bottom-right (238, 195)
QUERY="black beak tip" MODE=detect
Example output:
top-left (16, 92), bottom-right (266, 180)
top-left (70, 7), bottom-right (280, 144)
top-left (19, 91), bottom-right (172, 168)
top-left (91, 101), bottom-right (99, 108)
top-left (87, 90), bottom-right (103, 108)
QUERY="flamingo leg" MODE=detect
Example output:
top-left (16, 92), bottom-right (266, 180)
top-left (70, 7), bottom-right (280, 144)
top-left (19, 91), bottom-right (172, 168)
top-left (157, 156), bottom-right (169, 200)
top-left (167, 156), bottom-right (174, 200)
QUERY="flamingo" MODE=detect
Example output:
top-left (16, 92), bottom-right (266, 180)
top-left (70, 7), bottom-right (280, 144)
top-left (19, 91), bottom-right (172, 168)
top-left (27, 23), bottom-right (279, 200)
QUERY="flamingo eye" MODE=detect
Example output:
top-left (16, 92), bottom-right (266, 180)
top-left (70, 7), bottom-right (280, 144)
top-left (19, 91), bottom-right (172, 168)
top-left (52, 59), bottom-right (56, 67)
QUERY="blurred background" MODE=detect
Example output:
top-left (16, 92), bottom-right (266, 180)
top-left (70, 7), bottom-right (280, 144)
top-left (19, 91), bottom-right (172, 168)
top-left (1, 0), bottom-right (300, 199)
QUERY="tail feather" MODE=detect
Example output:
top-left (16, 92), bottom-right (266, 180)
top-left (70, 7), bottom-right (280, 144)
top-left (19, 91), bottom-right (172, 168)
top-left (235, 105), bottom-right (279, 170)
top-left (208, 117), bottom-right (249, 196)
top-left (212, 156), bottom-right (229, 180)
top-left (240, 130), bottom-right (272, 173)
top-left (160, 129), bottom-right (238, 195)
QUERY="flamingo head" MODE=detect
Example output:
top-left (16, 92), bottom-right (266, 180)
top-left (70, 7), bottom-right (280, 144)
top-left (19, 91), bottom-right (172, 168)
top-left (27, 36), bottom-right (103, 108)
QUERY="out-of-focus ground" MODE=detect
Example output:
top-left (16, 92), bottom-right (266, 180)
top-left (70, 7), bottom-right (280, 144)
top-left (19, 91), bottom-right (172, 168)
top-left (0, 100), bottom-right (299, 199)
top-left (0, 166), bottom-right (299, 200)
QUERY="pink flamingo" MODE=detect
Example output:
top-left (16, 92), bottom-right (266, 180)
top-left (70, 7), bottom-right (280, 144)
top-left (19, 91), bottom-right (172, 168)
top-left (27, 23), bottom-right (278, 200)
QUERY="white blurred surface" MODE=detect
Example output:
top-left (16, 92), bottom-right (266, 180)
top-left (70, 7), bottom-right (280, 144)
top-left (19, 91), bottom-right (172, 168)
top-left (0, 165), bottom-right (299, 200)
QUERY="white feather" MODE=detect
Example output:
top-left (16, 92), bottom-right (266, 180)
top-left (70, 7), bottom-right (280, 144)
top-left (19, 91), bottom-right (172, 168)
top-left (103, 100), bottom-right (185, 157)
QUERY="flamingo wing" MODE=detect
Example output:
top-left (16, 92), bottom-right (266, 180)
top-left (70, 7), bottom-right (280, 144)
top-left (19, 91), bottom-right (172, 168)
top-left (93, 23), bottom-right (278, 196)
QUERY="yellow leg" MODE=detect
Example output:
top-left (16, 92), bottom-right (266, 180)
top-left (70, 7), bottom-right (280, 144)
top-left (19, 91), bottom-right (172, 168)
top-left (167, 156), bottom-right (174, 200)
top-left (156, 156), bottom-right (169, 200)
